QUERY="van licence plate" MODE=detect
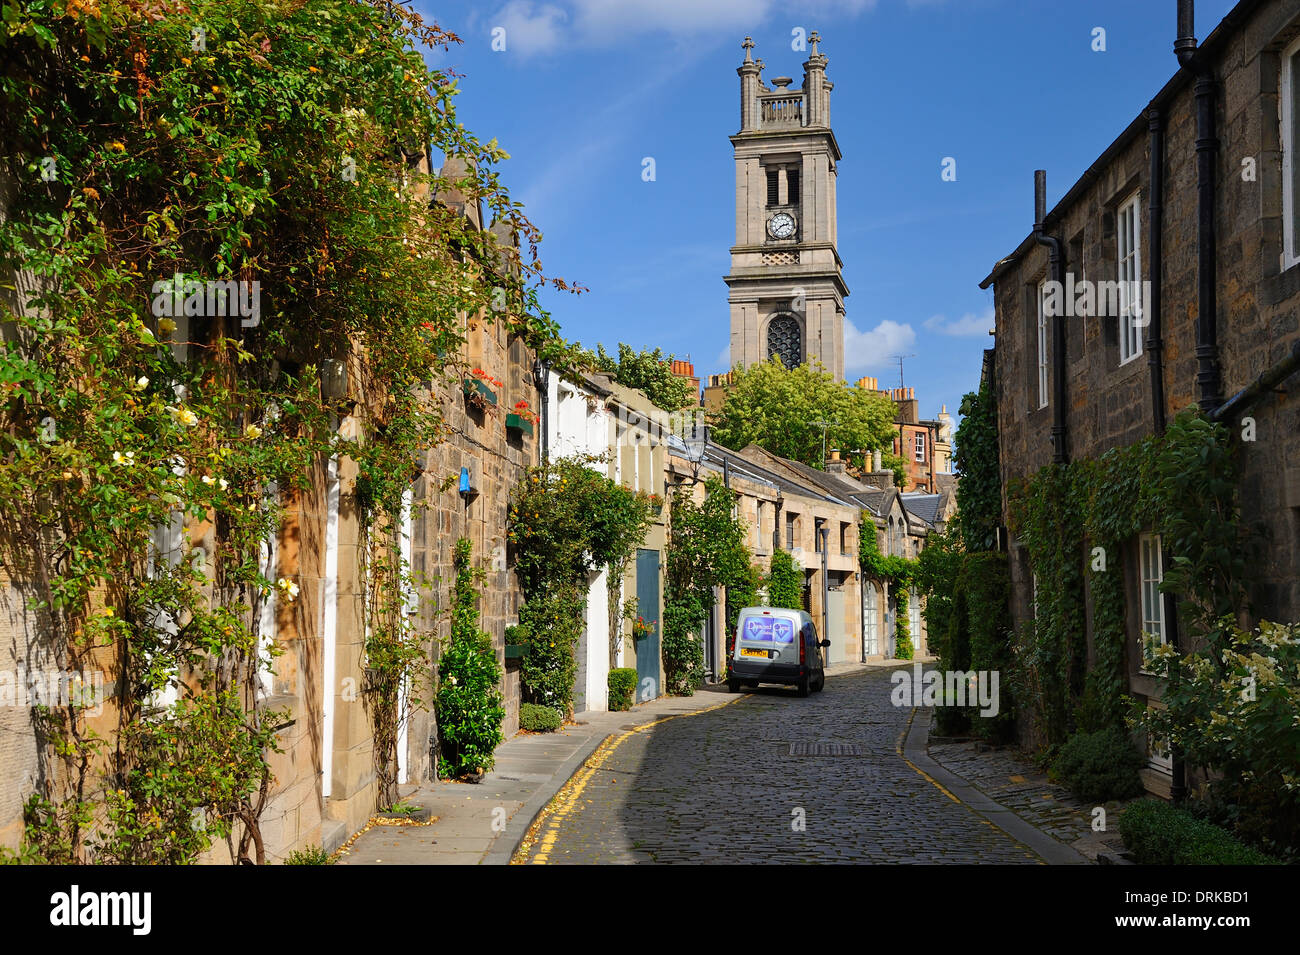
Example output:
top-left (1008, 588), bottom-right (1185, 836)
top-left (740, 648), bottom-right (768, 659)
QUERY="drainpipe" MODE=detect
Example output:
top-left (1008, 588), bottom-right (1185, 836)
top-left (533, 358), bottom-right (549, 467)
top-left (1147, 106), bottom-right (1168, 436)
top-left (1179, 0), bottom-right (1222, 412)
top-left (1166, 0), bottom-right (1203, 806)
top-left (1034, 170), bottom-right (1068, 464)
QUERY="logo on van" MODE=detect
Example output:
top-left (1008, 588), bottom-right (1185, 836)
top-left (741, 617), bottom-right (794, 643)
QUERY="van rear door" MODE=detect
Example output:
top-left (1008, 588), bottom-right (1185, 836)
top-left (736, 612), bottom-right (797, 665)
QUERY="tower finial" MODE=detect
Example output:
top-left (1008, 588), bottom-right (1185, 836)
top-left (809, 31), bottom-right (821, 56)
top-left (742, 36), bottom-right (754, 64)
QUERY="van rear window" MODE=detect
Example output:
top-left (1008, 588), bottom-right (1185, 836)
top-left (741, 617), bottom-right (795, 644)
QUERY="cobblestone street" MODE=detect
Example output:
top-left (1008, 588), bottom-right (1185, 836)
top-left (515, 668), bottom-right (1075, 864)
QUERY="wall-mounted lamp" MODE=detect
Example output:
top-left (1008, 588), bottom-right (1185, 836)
top-left (320, 358), bottom-right (352, 409)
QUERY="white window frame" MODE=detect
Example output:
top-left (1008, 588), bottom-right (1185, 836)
top-left (1036, 279), bottom-right (1049, 409)
top-left (1283, 35), bottom-right (1300, 271)
top-left (863, 583), bottom-right (879, 656)
top-left (1118, 191), bottom-right (1143, 365)
top-left (1138, 532), bottom-right (1166, 674)
top-left (914, 432), bottom-right (926, 462)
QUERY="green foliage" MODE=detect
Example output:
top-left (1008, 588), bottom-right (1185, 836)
top-left (509, 456), bottom-right (653, 712)
top-left (914, 527), bottom-right (963, 664)
top-left (1009, 407), bottom-right (1242, 747)
top-left (283, 845), bottom-right (334, 865)
top-left (1119, 800), bottom-right (1279, 866)
top-left (0, 0), bottom-right (566, 861)
top-left (1050, 727), bottom-right (1146, 803)
top-left (516, 591), bottom-right (583, 712)
top-left (607, 668), bottom-right (638, 712)
top-left (711, 360), bottom-right (896, 472)
top-left (519, 703), bottom-right (563, 732)
top-left (435, 540), bottom-right (505, 779)
top-left (1008, 463), bottom-right (1089, 745)
top-left (766, 549), bottom-right (804, 610)
top-left (858, 517), bottom-right (916, 583)
top-left (581, 343), bottom-right (697, 411)
top-left (1152, 411), bottom-right (1248, 656)
top-left (1137, 620), bottom-right (1300, 858)
top-left (894, 587), bottom-right (914, 660)
top-left (663, 476), bottom-right (751, 695)
top-left (954, 380), bottom-right (1002, 552)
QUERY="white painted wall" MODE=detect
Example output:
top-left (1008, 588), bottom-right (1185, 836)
top-left (547, 375), bottom-right (612, 712)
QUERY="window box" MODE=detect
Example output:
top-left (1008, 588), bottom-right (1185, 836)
top-left (504, 644), bottom-right (526, 661)
top-left (505, 412), bottom-right (533, 436)
top-left (463, 377), bottom-right (498, 407)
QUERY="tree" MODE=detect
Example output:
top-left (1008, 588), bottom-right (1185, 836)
top-left (954, 379), bottom-right (1002, 552)
top-left (583, 343), bottom-right (697, 411)
top-left (712, 359), bottom-right (900, 478)
top-left (662, 476), bottom-right (750, 695)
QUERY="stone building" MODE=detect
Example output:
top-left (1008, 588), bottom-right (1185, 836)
top-left (724, 33), bottom-right (847, 381)
top-left (978, 0), bottom-right (1300, 790)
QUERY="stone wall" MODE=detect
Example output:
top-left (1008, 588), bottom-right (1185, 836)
top-left (987, 0), bottom-right (1300, 750)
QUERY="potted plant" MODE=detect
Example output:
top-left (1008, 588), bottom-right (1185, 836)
top-left (506, 400), bottom-right (539, 436)
top-left (463, 367), bottom-right (501, 410)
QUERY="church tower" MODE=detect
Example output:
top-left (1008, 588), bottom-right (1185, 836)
top-left (724, 33), bottom-right (847, 381)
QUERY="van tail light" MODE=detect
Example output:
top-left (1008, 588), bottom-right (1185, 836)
top-left (799, 634), bottom-right (806, 665)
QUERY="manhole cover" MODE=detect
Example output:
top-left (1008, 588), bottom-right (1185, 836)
top-left (788, 742), bottom-right (863, 756)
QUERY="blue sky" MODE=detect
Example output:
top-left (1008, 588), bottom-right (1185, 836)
top-left (414, 0), bottom-right (1238, 424)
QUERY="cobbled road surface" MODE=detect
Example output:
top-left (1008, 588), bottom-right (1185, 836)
top-left (518, 667), bottom-right (1045, 864)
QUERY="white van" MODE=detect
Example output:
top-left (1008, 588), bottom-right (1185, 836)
top-left (728, 606), bottom-right (828, 697)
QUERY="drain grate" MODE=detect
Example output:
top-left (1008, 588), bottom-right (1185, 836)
top-left (788, 742), bottom-right (863, 757)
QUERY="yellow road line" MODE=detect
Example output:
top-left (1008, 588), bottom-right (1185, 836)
top-left (513, 696), bottom-right (743, 864)
top-left (896, 706), bottom-right (1043, 863)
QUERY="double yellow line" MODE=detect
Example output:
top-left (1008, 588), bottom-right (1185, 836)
top-left (514, 696), bottom-right (743, 864)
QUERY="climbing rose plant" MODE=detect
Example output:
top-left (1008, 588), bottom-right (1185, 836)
top-left (0, 0), bottom-right (570, 862)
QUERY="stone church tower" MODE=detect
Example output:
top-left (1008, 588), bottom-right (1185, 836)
top-left (724, 33), bottom-right (847, 381)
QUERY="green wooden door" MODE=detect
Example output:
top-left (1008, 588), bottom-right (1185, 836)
top-left (634, 548), bottom-right (660, 701)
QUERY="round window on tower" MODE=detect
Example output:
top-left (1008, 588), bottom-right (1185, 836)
top-left (767, 314), bottom-right (801, 369)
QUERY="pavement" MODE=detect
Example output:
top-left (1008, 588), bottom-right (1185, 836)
top-left (336, 657), bottom-right (1092, 865)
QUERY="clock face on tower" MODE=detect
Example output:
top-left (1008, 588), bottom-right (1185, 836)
top-left (766, 212), bottom-right (796, 239)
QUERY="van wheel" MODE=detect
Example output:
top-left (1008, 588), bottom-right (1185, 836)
top-left (813, 675), bottom-right (825, 693)
top-left (797, 676), bottom-right (810, 698)
top-left (727, 679), bottom-right (740, 693)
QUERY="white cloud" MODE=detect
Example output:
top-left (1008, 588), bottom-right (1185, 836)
top-left (487, 0), bottom-right (886, 56)
top-left (716, 342), bottom-right (731, 370)
top-left (495, 1), bottom-right (570, 56)
top-left (843, 318), bottom-right (915, 371)
top-left (923, 307), bottom-right (994, 337)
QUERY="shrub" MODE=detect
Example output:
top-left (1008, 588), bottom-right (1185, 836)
top-left (1050, 727), bottom-right (1145, 803)
top-left (435, 539), bottom-right (506, 778)
top-left (608, 668), bottom-right (637, 711)
top-left (284, 845), bottom-right (333, 865)
top-left (766, 549), bottom-right (803, 610)
top-left (1137, 620), bottom-right (1300, 858)
top-left (519, 703), bottom-right (562, 732)
top-left (1119, 800), bottom-right (1279, 865)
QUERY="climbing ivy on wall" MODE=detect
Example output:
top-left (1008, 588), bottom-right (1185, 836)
top-left (1008, 408), bottom-right (1244, 746)
top-left (954, 379), bottom-right (1002, 553)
